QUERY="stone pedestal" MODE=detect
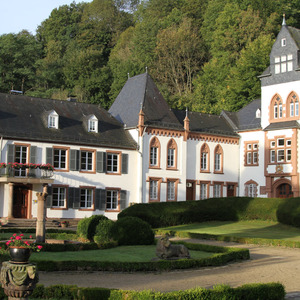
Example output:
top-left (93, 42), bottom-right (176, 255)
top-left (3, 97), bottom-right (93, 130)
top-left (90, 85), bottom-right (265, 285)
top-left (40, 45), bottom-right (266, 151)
top-left (36, 187), bottom-right (48, 243)
top-left (0, 261), bottom-right (39, 300)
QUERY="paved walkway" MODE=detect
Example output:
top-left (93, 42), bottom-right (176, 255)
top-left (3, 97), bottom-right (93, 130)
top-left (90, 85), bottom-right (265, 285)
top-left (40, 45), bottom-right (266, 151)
top-left (38, 239), bottom-right (300, 299)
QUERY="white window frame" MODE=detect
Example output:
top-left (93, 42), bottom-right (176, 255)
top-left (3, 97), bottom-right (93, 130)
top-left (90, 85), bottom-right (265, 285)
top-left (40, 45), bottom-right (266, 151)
top-left (201, 152), bottom-right (208, 170)
top-left (150, 147), bottom-right (158, 166)
top-left (213, 184), bottom-right (221, 198)
top-left (48, 111), bottom-right (59, 129)
top-left (200, 183), bottom-right (208, 200)
top-left (167, 181), bottom-right (175, 201)
top-left (106, 190), bottom-right (118, 210)
top-left (52, 187), bottom-right (66, 208)
top-left (80, 188), bottom-right (93, 208)
top-left (80, 151), bottom-right (93, 171)
top-left (150, 180), bottom-right (158, 200)
top-left (270, 150), bottom-right (275, 163)
top-left (247, 183), bottom-right (257, 197)
top-left (107, 153), bottom-right (119, 173)
top-left (54, 149), bottom-right (67, 170)
top-left (88, 115), bottom-right (98, 133)
top-left (15, 145), bottom-right (27, 177)
top-left (167, 148), bottom-right (175, 168)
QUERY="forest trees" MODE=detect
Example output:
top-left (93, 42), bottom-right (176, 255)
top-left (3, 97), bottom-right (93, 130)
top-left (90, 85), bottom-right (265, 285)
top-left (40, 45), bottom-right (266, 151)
top-left (1, 0), bottom-right (300, 113)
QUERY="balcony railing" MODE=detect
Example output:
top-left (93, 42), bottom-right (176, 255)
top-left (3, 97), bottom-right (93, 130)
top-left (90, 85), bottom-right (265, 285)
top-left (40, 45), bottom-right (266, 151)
top-left (0, 167), bottom-right (54, 179)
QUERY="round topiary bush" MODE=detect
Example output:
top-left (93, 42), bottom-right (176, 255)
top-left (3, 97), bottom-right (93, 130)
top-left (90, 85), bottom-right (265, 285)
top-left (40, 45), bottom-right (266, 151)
top-left (110, 216), bottom-right (154, 245)
top-left (93, 219), bottom-right (116, 248)
top-left (77, 215), bottom-right (108, 241)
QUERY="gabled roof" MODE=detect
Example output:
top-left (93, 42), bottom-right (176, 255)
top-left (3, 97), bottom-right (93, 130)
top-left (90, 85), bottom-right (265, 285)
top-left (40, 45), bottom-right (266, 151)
top-left (222, 99), bottom-right (262, 132)
top-left (109, 73), bottom-right (182, 129)
top-left (263, 121), bottom-right (300, 131)
top-left (0, 93), bottom-right (137, 149)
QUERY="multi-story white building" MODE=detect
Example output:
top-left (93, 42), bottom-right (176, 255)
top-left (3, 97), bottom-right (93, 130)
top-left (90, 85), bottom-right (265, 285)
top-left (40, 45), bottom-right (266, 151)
top-left (0, 19), bottom-right (298, 222)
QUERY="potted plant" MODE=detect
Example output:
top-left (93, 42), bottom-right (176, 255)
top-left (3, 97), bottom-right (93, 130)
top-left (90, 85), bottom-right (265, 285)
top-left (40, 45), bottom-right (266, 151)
top-left (61, 220), bottom-right (70, 228)
top-left (5, 234), bottom-right (42, 263)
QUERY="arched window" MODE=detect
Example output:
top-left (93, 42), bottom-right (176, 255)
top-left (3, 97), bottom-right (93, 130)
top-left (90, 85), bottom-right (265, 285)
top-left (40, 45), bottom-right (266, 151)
top-left (287, 92), bottom-right (299, 118)
top-left (271, 94), bottom-right (283, 121)
top-left (166, 139), bottom-right (177, 169)
top-left (245, 180), bottom-right (258, 197)
top-left (214, 145), bottom-right (223, 173)
top-left (200, 143), bottom-right (210, 172)
top-left (149, 137), bottom-right (161, 168)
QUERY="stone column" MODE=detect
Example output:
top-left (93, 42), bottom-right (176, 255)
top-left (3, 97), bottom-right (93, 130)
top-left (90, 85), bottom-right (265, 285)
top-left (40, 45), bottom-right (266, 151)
top-left (7, 183), bottom-right (14, 219)
top-left (0, 261), bottom-right (39, 300)
top-left (36, 186), bottom-right (48, 243)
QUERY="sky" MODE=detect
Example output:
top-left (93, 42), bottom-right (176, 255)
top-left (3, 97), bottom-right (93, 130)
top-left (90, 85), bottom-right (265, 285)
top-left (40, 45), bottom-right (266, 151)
top-left (0, 0), bottom-right (92, 35)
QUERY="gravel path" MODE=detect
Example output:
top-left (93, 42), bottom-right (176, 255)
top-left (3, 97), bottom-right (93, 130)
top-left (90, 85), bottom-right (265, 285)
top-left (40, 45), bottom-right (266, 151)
top-left (38, 239), bottom-right (300, 299)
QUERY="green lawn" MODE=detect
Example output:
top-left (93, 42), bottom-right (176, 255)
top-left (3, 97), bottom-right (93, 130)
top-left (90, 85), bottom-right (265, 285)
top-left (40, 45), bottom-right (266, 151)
top-left (159, 220), bottom-right (300, 241)
top-left (31, 245), bottom-right (215, 261)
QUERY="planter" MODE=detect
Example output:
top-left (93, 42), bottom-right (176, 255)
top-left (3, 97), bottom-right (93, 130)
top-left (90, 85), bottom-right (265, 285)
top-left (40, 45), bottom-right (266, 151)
top-left (9, 247), bottom-right (31, 263)
top-left (61, 223), bottom-right (68, 228)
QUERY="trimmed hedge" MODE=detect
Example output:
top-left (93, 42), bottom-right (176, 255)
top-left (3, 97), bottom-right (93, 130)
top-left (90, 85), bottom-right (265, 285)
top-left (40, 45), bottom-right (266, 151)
top-left (31, 241), bottom-right (249, 272)
top-left (110, 216), bottom-right (155, 245)
top-left (77, 215), bottom-right (108, 241)
top-left (27, 282), bottom-right (286, 299)
top-left (119, 197), bottom-right (300, 228)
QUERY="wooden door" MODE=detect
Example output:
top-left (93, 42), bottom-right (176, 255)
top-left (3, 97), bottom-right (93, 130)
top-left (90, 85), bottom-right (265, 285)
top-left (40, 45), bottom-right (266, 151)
top-left (186, 181), bottom-right (195, 201)
top-left (276, 183), bottom-right (293, 198)
top-left (227, 185), bottom-right (235, 197)
top-left (13, 186), bottom-right (29, 218)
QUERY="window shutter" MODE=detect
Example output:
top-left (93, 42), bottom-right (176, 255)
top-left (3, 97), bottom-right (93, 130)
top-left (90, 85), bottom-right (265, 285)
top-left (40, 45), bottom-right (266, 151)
top-left (121, 154), bottom-right (128, 174)
top-left (98, 189), bottom-right (106, 210)
top-left (120, 190), bottom-right (127, 210)
top-left (46, 148), bottom-right (53, 165)
top-left (7, 144), bottom-right (15, 163)
top-left (96, 152), bottom-right (106, 173)
top-left (70, 150), bottom-right (79, 171)
top-left (29, 146), bottom-right (37, 177)
top-left (46, 186), bottom-right (52, 208)
top-left (73, 188), bottom-right (81, 209)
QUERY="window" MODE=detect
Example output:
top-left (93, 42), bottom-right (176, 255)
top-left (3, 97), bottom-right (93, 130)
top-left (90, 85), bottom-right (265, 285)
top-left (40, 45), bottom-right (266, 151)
top-left (88, 115), bottom-right (98, 133)
top-left (200, 143), bottom-right (210, 172)
top-left (48, 110), bottom-right (58, 129)
top-left (167, 139), bottom-right (177, 169)
top-left (80, 151), bottom-right (93, 171)
top-left (166, 179), bottom-right (178, 201)
top-left (214, 145), bottom-right (223, 173)
top-left (107, 152), bottom-right (119, 173)
top-left (106, 190), bottom-right (118, 210)
top-left (14, 145), bottom-right (28, 176)
top-left (150, 180), bottom-right (158, 200)
top-left (275, 54), bottom-right (293, 74)
top-left (54, 148), bottom-right (67, 170)
top-left (200, 183), bottom-right (208, 200)
top-left (80, 188), bottom-right (93, 209)
top-left (269, 137), bottom-right (292, 163)
top-left (149, 177), bottom-right (161, 202)
top-left (149, 137), bottom-right (160, 168)
top-left (281, 38), bottom-right (286, 47)
top-left (271, 95), bottom-right (283, 120)
top-left (245, 142), bottom-right (259, 166)
top-left (52, 187), bottom-right (66, 208)
top-left (245, 182), bottom-right (258, 197)
top-left (213, 184), bottom-right (221, 198)
top-left (287, 93), bottom-right (299, 118)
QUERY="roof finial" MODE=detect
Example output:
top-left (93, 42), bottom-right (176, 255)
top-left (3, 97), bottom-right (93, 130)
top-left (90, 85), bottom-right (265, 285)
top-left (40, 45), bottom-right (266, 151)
top-left (140, 102), bottom-right (143, 111)
top-left (185, 107), bottom-right (188, 118)
top-left (128, 73), bottom-right (130, 79)
top-left (145, 66), bottom-right (148, 73)
top-left (282, 13), bottom-right (286, 26)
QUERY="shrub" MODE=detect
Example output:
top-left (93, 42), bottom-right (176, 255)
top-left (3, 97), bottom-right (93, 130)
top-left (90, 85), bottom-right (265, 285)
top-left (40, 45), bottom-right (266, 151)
top-left (77, 215), bottom-right (108, 241)
top-left (110, 216), bottom-right (154, 245)
top-left (94, 219), bottom-right (117, 248)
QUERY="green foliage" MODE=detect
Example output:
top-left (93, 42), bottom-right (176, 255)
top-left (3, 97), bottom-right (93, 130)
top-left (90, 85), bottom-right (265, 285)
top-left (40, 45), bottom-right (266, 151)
top-left (26, 282), bottom-right (286, 299)
top-left (110, 216), bottom-right (154, 245)
top-left (94, 219), bottom-right (116, 246)
top-left (119, 197), bottom-right (296, 228)
top-left (77, 215), bottom-right (109, 241)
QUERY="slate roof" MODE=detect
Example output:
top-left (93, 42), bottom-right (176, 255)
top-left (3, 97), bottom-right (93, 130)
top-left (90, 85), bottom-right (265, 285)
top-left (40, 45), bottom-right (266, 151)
top-left (0, 93), bottom-right (137, 149)
top-left (263, 121), bottom-right (300, 131)
top-left (222, 99), bottom-right (262, 132)
top-left (173, 110), bottom-right (238, 137)
top-left (109, 73), bottom-right (182, 130)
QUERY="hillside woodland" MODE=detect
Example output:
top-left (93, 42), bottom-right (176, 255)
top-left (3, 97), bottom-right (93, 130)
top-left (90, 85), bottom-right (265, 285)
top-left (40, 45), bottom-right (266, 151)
top-left (1, 0), bottom-right (300, 113)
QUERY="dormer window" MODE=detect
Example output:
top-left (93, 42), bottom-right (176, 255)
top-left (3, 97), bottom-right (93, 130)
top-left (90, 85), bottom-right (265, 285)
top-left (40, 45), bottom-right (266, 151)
top-left (88, 115), bottom-right (98, 133)
top-left (256, 109), bottom-right (261, 118)
top-left (275, 54), bottom-right (293, 74)
top-left (48, 110), bottom-right (59, 129)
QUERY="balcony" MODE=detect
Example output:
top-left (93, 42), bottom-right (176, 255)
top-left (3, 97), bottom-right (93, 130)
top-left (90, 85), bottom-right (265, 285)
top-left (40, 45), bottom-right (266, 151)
top-left (0, 165), bottom-right (54, 184)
